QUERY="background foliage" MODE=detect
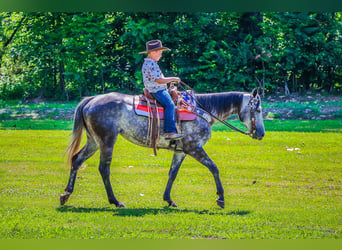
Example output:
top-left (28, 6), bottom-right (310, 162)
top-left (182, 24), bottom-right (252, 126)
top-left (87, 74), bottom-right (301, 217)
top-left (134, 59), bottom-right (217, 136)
top-left (0, 12), bottom-right (341, 100)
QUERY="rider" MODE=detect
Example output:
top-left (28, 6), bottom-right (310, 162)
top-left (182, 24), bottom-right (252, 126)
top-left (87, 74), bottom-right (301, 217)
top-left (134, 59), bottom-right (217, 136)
top-left (140, 40), bottom-right (184, 140)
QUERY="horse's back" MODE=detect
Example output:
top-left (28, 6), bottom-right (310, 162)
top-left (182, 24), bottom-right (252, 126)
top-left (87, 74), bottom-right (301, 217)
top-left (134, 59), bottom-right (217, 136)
top-left (85, 92), bottom-right (133, 108)
top-left (79, 91), bottom-right (212, 150)
top-left (82, 92), bottom-right (135, 133)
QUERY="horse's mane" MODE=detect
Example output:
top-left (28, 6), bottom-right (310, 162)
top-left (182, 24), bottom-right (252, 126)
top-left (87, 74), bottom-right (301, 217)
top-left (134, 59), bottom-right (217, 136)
top-left (195, 92), bottom-right (245, 118)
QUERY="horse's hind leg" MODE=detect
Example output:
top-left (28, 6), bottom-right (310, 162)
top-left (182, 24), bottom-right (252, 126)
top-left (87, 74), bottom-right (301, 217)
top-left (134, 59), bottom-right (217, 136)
top-left (98, 135), bottom-right (125, 208)
top-left (163, 152), bottom-right (186, 207)
top-left (60, 138), bottom-right (98, 205)
top-left (187, 146), bottom-right (225, 209)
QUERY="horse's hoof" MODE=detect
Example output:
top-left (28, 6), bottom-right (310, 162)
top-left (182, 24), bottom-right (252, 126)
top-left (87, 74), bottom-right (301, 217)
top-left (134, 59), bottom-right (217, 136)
top-left (116, 202), bottom-right (126, 208)
top-left (216, 199), bottom-right (225, 209)
top-left (169, 201), bottom-right (178, 208)
top-left (60, 192), bottom-right (71, 205)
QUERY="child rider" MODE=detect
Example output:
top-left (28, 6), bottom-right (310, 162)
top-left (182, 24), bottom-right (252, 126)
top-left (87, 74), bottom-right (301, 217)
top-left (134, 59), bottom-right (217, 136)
top-left (140, 40), bottom-right (184, 140)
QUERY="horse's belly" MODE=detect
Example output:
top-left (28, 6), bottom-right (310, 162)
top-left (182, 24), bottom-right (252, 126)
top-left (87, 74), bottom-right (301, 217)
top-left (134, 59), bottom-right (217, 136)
top-left (120, 129), bottom-right (172, 150)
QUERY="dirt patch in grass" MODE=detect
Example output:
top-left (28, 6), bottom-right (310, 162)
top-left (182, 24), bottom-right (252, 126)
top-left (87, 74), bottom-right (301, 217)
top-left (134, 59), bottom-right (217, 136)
top-left (0, 100), bottom-right (75, 120)
top-left (262, 92), bottom-right (342, 120)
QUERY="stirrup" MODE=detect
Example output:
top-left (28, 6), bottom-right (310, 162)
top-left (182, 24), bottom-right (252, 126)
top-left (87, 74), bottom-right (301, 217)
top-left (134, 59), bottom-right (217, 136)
top-left (164, 133), bottom-right (184, 140)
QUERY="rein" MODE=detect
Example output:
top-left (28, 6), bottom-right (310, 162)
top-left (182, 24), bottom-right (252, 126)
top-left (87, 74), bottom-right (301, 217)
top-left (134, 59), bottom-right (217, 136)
top-left (178, 81), bottom-right (255, 137)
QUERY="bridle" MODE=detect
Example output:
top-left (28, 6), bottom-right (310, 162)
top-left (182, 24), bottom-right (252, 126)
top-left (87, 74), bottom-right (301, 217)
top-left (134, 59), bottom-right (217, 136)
top-left (247, 95), bottom-right (260, 138)
top-left (178, 81), bottom-right (260, 138)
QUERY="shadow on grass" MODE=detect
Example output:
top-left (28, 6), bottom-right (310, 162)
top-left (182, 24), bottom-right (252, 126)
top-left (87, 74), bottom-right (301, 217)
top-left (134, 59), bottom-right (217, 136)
top-left (56, 205), bottom-right (251, 217)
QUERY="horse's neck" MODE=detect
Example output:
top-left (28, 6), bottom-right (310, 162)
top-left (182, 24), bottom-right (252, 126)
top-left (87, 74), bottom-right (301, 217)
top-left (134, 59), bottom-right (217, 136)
top-left (195, 92), bottom-right (245, 120)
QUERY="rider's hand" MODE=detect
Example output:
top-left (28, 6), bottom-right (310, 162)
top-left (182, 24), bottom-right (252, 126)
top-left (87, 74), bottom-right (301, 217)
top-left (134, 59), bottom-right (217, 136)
top-left (173, 77), bottom-right (181, 83)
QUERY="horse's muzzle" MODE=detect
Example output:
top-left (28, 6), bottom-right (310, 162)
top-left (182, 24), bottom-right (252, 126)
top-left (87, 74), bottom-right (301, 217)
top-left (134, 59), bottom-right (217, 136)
top-left (250, 130), bottom-right (265, 140)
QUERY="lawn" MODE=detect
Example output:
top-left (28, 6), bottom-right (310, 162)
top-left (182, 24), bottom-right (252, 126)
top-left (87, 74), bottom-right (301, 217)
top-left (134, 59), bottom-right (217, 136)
top-left (0, 128), bottom-right (341, 239)
top-left (0, 119), bottom-right (341, 133)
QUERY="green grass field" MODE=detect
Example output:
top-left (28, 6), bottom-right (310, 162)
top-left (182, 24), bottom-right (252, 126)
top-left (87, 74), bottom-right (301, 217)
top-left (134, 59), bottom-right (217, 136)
top-left (1, 119), bottom-right (341, 133)
top-left (0, 126), bottom-right (341, 239)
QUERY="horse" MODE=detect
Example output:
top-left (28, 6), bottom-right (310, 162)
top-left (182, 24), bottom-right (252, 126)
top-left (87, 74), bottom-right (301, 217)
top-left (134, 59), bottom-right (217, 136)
top-left (60, 88), bottom-right (265, 209)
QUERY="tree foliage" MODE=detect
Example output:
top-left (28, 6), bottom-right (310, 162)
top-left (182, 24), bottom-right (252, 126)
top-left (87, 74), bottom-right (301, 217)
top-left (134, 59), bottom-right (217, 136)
top-left (0, 12), bottom-right (341, 100)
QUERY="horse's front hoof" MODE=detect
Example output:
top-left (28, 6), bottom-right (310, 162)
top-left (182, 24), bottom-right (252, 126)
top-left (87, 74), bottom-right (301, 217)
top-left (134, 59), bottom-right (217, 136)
top-left (216, 199), bottom-right (225, 209)
top-left (169, 201), bottom-right (178, 208)
top-left (116, 202), bottom-right (126, 208)
top-left (60, 192), bottom-right (71, 205)
top-left (165, 199), bottom-right (178, 208)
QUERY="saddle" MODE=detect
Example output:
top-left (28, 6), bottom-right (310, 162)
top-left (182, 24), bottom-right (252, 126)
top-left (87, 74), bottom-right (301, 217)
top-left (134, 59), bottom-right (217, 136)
top-left (134, 87), bottom-right (197, 120)
top-left (134, 85), bottom-right (197, 155)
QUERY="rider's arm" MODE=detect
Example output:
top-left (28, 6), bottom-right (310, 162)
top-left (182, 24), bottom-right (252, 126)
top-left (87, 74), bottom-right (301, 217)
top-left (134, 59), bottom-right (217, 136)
top-left (155, 77), bottom-right (181, 85)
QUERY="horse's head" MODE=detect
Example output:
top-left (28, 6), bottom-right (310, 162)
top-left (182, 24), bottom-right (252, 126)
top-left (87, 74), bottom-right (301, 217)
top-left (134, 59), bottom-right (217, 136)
top-left (238, 88), bottom-right (265, 140)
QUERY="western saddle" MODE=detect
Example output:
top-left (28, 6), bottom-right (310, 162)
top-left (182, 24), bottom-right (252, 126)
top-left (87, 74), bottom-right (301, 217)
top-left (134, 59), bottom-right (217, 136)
top-left (140, 84), bottom-right (195, 156)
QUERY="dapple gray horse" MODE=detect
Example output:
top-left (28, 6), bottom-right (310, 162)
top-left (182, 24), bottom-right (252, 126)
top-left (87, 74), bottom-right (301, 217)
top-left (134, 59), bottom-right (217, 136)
top-left (60, 88), bottom-right (265, 208)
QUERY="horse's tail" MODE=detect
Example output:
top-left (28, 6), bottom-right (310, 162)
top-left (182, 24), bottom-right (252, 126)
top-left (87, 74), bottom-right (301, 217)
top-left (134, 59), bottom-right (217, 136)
top-left (66, 96), bottom-right (94, 168)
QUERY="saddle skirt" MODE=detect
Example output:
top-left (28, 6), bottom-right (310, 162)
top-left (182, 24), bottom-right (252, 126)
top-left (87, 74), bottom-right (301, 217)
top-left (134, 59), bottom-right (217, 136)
top-left (134, 91), bottom-right (197, 120)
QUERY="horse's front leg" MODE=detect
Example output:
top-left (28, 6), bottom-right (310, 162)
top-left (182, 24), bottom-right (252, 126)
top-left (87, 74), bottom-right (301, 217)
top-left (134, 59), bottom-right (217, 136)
top-left (187, 146), bottom-right (225, 208)
top-left (163, 152), bottom-right (186, 207)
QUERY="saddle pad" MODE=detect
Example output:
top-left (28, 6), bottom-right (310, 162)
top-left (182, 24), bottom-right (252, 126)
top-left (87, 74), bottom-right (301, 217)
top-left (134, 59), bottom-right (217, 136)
top-left (134, 95), bottom-right (197, 121)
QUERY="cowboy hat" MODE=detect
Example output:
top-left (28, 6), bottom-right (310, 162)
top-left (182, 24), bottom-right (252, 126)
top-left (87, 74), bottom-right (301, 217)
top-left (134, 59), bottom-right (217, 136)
top-left (139, 40), bottom-right (171, 54)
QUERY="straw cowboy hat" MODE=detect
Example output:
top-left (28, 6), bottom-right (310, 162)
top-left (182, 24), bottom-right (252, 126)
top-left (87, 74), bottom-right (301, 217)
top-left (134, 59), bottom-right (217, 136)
top-left (139, 40), bottom-right (171, 54)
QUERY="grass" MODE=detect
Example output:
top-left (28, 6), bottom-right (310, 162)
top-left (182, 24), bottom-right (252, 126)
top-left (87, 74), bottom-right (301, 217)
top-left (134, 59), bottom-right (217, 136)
top-left (0, 99), bottom-right (78, 109)
top-left (0, 129), bottom-right (341, 239)
top-left (0, 120), bottom-right (73, 130)
top-left (0, 119), bottom-right (341, 133)
top-left (213, 119), bottom-right (342, 133)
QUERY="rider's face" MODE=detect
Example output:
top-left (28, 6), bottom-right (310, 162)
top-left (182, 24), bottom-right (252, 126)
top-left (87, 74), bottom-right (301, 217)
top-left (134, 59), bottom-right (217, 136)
top-left (148, 50), bottom-right (163, 62)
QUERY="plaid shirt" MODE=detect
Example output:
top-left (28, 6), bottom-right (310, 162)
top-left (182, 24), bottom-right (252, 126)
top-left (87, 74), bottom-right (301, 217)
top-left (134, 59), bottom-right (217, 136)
top-left (142, 58), bottom-right (167, 93)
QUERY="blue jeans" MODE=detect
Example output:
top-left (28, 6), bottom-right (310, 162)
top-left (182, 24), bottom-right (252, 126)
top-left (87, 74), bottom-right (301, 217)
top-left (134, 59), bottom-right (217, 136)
top-left (151, 89), bottom-right (177, 133)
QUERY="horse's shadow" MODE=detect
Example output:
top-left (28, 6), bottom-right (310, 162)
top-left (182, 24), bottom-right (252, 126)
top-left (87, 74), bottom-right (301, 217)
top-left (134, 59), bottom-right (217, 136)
top-left (56, 205), bottom-right (251, 217)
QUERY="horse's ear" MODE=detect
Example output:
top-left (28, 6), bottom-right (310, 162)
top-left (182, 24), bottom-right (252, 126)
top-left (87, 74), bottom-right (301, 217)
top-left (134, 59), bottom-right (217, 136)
top-left (252, 88), bottom-right (259, 98)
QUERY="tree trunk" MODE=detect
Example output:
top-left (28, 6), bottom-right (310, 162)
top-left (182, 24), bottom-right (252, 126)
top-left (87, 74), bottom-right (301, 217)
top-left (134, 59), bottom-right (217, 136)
top-left (59, 61), bottom-right (67, 100)
top-left (0, 15), bottom-right (26, 68)
top-left (285, 78), bottom-right (290, 95)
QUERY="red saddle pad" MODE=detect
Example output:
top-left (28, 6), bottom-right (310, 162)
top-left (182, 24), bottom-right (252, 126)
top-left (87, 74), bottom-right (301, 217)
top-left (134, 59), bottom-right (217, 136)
top-left (134, 95), bottom-right (197, 121)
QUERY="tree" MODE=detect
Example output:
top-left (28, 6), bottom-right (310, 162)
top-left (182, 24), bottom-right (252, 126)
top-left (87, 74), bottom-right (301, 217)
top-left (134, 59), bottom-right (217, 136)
top-left (259, 12), bottom-right (342, 94)
top-left (1, 12), bottom-right (341, 100)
